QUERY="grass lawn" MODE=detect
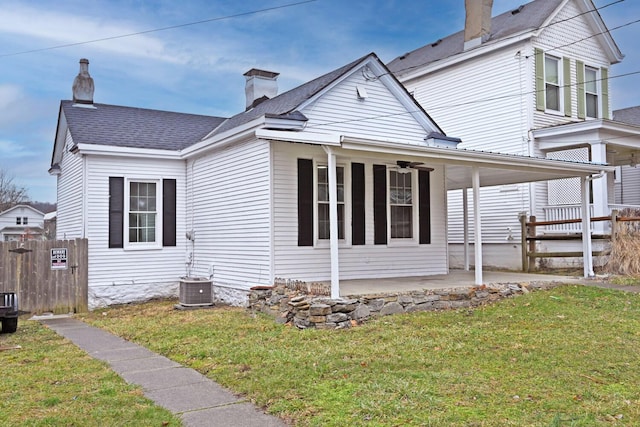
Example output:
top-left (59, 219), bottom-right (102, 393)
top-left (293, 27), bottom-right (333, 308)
top-left (0, 320), bottom-right (181, 427)
top-left (79, 284), bottom-right (640, 426)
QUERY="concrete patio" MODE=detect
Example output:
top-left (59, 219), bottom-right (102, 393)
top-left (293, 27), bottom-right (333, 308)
top-left (337, 269), bottom-right (587, 296)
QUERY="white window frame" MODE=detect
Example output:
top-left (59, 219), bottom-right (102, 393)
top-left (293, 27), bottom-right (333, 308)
top-left (314, 162), bottom-right (351, 246)
top-left (584, 65), bottom-right (599, 119)
top-left (387, 169), bottom-right (419, 245)
top-left (124, 178), bottom-right (162, 250)
top-left (544, 54), bottom-right (563, 114)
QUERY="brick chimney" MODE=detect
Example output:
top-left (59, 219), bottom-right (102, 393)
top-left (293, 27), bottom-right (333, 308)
top-left (244, 68), bottom-right (279, 110)
top-left (464, 0), bottom-right (493, 50)
top-left (72, 58), bottom-right (94, 104)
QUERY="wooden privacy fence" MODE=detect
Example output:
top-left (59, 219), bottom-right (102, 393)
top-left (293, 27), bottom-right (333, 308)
top-left (0, 239), bottom-right (88, 314)
top-left (519, 211), bottom-right (640, 272)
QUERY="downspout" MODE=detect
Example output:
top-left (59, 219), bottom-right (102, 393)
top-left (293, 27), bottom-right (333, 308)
top-left (581, 171), bottom-right (606, 278)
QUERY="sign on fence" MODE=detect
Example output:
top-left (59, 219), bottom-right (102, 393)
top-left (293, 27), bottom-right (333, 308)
top-left (51, 248), bottom-right (68, 270)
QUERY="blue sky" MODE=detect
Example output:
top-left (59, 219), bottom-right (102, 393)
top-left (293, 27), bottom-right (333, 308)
top-left (1, 0), bottom-right (638, 203)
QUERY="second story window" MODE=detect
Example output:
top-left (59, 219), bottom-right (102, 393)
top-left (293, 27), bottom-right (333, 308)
top-left (545, 55), bottom-right (561, 112)
top-left (16, 217), bottom-right (21, 225)
top-left (585, 66), bottom-right (599, 118)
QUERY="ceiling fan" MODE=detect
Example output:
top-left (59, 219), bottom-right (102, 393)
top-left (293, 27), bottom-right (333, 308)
top-left (396, 160), bottom-right (434, 172)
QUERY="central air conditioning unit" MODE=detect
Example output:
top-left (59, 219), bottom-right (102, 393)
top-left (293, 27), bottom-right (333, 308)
top-left (179, 278), bottom-right (213, 306)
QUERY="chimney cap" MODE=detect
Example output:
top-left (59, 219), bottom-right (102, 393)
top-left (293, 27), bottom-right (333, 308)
top-left (243, 68), bottom-right (279, 79)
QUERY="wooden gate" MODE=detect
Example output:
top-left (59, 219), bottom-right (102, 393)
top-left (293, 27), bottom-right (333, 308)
top-left (0, 239), bottom-right (88, 314)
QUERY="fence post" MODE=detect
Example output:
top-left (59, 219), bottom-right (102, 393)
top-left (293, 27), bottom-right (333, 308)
top-left (528, 215), bottom-right (537, 272)
top-left (519, 213), bottom-right (528, 272)
top-left (610, 209), bottom-right (618, 246)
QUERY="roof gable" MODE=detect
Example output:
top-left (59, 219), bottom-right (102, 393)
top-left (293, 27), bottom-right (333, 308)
top-left (0, 204), bottom-right (44, 217)
top-left (388, 0), bottom-right (621, 78)
top-left (210, 53), bottom-right (445, 141)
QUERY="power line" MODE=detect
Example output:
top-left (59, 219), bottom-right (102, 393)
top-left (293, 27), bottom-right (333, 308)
top-left (306, 69), bottom-right (640, 129)
top-left (0, 0), bottom-right (318, 58)
top-left (390, 0), bottom-right (625, 78)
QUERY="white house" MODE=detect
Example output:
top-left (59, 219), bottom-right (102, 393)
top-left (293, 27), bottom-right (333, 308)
top-left (388, 0), bottom-right (640, 270)
top-left (0, 204), bottom-right (45, 241)
top-left (50, 54), bottom-right (610, 309)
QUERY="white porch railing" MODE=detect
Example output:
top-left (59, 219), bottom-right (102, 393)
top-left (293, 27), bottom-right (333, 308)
top-left (543, 205), bottom-right (594, 232)
top-left (542, 204), bottom-right (640, 233)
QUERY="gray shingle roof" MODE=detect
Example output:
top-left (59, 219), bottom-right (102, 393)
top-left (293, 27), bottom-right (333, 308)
top-left (213, 53), bottom-right (374, 135)
top-left (613, 106), bottom-right (640, 127)
top-left (61, 101), bottom-right (227, 151)
top-left (387, 0), bottom-right (564, 76)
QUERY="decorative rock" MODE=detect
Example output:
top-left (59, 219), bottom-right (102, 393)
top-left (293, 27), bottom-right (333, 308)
top-left (366, 299), bottom-right (385, 312)
top-left (352, 304), bottom-right (371, 320)
top-left (327, 312), bottom-right (349, 323)
top-left (398, 295), bottom-right (414, 305)
top-left (309, 304), bottom-right (332, 316)
top-left (309, 315), bottom-right (327, 323)
top-left (380, 302), bottom-right (404, 316)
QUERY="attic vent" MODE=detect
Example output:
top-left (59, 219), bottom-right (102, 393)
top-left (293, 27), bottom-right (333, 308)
top-left (511, 5), bottom-right (524, 14)
top-left (431, 39), bottom-right (442, 47)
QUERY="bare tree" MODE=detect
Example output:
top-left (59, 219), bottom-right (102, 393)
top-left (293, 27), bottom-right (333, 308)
top-left (0, 168), bottom-right (29, 212)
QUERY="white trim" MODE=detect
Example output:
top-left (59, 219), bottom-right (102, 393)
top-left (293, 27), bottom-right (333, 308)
top-left (256, 128), bottom-right (341, 146)
top-left (123, 178), bottom-right (162, 251)
top-left (74, 143), bottom-right (181, 160)
top-left (387, 168), bottom-right (419, 245)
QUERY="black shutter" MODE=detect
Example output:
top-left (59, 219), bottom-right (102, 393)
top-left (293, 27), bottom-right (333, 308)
top-left (297, 158), bottom-right (314, 246)
top-left (163, 179), bottom-right (177, 247)
top-left (351, 163), bottom-right (365, 245)
top-left (373, 164), bottom-right (387, 245)
top-left (108, 177), bottom-right (124, 248)
top-left (419, 169), bottom-right (431, 244)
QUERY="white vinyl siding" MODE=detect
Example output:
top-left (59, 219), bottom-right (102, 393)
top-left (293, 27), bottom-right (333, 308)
top-left (533, 0), bottom-right (610, 128)
top-left (402, 45), bottom-right (533, 243)
top-left (301, 68), bottom-right (428, 146)
top-left (186, 138), bottom-right (272, 290)
top-left (273, 142), bottom-right (448, 282)
top-left (56, 130), bottom-right (84, 239)
top-left (84, 156), bottom-right (185, 290)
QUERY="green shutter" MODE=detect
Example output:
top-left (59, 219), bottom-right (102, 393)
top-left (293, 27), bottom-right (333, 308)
top-left (601, 67), bottom-right (610, 119)
top-left (576, 60), bottom-right (586, 119)
top-left (563, 57), bottom-right (571, 117)
top-left (534, 48), bottom-right (545, 111)
top-left (297, 159), bottom-right (314, 246)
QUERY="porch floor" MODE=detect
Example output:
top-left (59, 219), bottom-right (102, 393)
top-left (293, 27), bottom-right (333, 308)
top-left (335, 270), bottom-right (587, 297)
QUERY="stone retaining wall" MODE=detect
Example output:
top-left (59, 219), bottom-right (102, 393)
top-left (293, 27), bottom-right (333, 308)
top-left (249, 281), bottom-right (560, 329)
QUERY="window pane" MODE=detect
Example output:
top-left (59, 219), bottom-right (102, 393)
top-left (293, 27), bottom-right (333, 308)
top-left (585, 68), bottom-right (597, 93)
top-left (391, 206), bottom-right (413, 238)
top-left (318, 204), bottom-right (330, 239)
top-left (545, 56), bottom-right (559, 84)
top-left (546, 84), bottom-right (560, 111)
top-left (586, 93), bottom-right (598, 118)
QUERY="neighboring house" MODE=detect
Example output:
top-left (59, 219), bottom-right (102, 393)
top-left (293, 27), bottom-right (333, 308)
top-left (50, 55), bottom-right (609, 308)
top-left (0, 204), bottom-right (45, 241)
top-left (43, 211), bottom-right (57, 240)
top-left (388, 0), bottom-right (640, 269)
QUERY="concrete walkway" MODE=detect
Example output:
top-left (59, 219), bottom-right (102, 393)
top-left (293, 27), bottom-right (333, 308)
top-left (38, 317), bottom-right (286, 427)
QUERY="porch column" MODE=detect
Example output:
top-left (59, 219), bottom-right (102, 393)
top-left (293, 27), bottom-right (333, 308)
top-left (324, 146), bottom-right (340, 298)
top-left (472, 167), bottom-right (483, 285)
top-left (581, 176), bottom-right (595, 277)
top-left (590, 142), bottom-right (609, 233)
top-left (463, 188), bottom-right (470, 271)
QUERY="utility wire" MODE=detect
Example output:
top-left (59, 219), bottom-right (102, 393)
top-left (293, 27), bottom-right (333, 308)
top-left (306, 69), bottom-right (640, 129)
top-left (390, 0), bottom-right (625, 77)
top-left (0, 0), bottom-right (318, 58)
